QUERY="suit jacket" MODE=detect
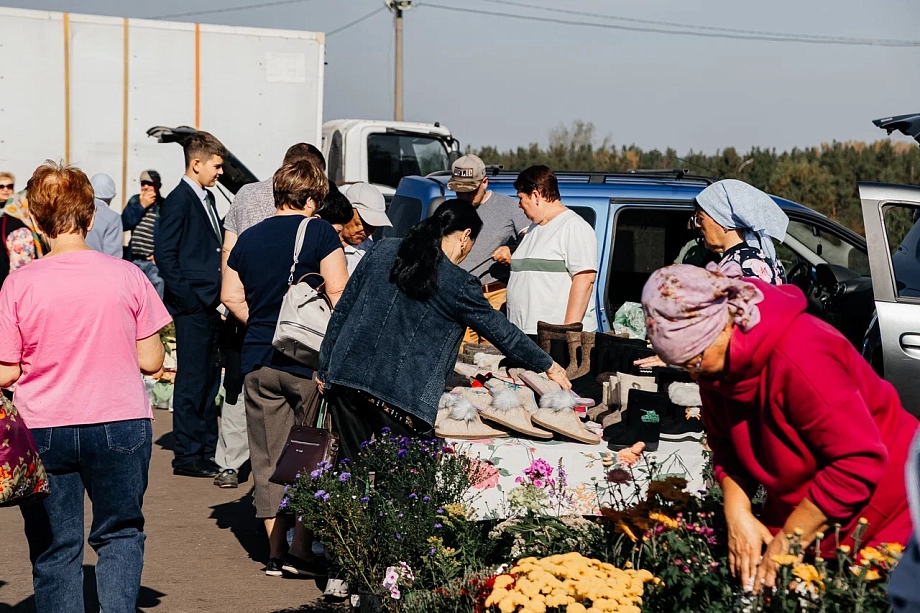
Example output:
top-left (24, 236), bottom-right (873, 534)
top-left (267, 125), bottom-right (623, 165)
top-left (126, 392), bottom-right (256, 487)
top-left (154, 179), bottom-right (224, 315)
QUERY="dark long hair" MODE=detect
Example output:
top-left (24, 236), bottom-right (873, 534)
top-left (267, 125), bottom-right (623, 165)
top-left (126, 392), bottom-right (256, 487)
top-left (390, 200), bottom-right (483, 300)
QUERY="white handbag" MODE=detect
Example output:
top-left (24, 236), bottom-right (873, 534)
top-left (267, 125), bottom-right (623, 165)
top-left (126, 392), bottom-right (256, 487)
top-left (272, 218), bottom-right (332, 369)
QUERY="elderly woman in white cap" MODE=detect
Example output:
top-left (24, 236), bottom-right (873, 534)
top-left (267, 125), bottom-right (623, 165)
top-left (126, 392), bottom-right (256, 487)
top-left (86, 173), bottom-right (126, 258)
top-left (692, 179), bottom-right (789, 285)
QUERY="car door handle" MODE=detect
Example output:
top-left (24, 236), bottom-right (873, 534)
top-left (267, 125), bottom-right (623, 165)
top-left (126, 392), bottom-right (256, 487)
top-left (900, 334), bottom-right (920, 352)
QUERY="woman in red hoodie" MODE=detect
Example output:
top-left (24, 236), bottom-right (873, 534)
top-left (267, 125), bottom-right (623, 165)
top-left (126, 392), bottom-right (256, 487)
top-left (642, 261), bottom-right (917, 594)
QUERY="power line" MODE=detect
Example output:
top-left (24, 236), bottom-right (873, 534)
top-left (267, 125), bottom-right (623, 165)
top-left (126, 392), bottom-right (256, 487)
top-left (477, 0), bottom-right (920, 46)
top-left (327, 6), bottom-right (388, 37)
top-left (422, 2), bottom-right (920, 47)
top-left (151, 0), bottom-right (316, 21)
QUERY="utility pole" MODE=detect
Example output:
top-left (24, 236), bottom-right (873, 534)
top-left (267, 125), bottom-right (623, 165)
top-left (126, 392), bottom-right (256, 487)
top-left (386, 0), bottom-right (411, 121)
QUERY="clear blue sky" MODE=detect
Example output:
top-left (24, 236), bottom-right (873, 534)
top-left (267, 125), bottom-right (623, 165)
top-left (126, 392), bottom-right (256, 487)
top-left (6, 0), bottom-right (919, 153)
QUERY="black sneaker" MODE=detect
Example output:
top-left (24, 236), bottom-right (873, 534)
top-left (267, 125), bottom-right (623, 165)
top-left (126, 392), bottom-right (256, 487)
top-left (264, 558), bottom-right (284, 577)
top-left (605, 389), bottom-right (663, 452)
top-left (281, 553), bottom-right (327, 578)
top-left (213, 468), bottom-right (239, 488)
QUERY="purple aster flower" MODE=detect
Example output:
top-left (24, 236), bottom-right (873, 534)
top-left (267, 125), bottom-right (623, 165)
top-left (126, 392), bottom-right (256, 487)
top-left (339, 472), bottom-right (351, 482)
top-left (422, 496), bottom-right (431, 503)
top-left (295, 472), bottom-right (301, 479)
top-left (434, 523), bottom-right (442, 529)
top-left (395, 533), bottom-right (401, 539)
top-left (314, 490), bottom-right (326, 500)
top-left (361, 496), bottom-right (370, 503)
top-left (398, 513), bottom-right (404, 518)
top-left (408, 493), bottom-right (418, 500)
top-left (381, 427), bottom-right (391, 434)
top-left (397, 449), bottom-right (408, 458)
top-left (429, 548), bottom-right (436, 556)
top-left (279, 497), bottom-right (289, 509)
top-left (283, 485), bottom-right (290, 493)
top-left (322, 493), bottom-right (330, 502)
top-left (339, 457), bottom-right (351, 465)
top-left (436, 508), bottom-right (444, 515)
top-left (310, 469), bottom-right (323, 480)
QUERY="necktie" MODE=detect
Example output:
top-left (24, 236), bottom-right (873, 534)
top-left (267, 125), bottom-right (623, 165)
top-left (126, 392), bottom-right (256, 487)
top-left (204, 191), bottom-right (220, 237)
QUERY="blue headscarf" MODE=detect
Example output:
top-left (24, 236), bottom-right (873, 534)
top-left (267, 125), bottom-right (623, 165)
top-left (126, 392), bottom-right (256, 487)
top-left (695, 179), bottom-right (788, 261)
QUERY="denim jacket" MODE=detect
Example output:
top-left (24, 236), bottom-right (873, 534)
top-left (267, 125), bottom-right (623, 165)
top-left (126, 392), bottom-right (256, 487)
top-left (318, 238), bottom-right (552, 426)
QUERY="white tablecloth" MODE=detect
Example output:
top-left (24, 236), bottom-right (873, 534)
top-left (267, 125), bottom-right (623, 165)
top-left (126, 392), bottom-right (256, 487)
top-left (450, 435), bottom-right (707, 519)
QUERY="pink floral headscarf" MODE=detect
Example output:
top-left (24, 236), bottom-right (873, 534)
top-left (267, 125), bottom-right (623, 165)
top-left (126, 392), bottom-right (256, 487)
top-left (641, 261), bottom-right (764, 365)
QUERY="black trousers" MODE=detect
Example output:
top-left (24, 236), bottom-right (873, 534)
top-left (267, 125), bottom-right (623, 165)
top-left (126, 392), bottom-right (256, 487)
top-left (172, 310), bottom-right (222, 467)
top-left (326, 386), bottom-right (434, 463)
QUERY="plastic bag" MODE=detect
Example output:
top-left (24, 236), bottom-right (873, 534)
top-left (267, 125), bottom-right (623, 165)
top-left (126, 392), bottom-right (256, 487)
top-left (613, 302), bottom-right (647, 339)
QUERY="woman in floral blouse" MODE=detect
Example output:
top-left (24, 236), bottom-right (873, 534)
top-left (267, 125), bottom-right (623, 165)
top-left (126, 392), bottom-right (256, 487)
top-left (693, 179), bottom-right (788, 286)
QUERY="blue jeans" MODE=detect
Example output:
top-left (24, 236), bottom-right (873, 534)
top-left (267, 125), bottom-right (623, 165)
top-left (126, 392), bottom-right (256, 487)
top-left (133, 258), bottom-right (164, 300)
top-left (21, 419), bottom-right (153, 613)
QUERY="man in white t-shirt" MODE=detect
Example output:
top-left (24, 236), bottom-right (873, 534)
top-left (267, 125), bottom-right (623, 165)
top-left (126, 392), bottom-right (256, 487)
top-left (506, 165), bottom-right (598, 335)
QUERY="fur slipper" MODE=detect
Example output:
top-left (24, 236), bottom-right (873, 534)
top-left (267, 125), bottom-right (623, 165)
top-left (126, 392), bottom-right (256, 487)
top-left (668, 382), bottom-right (702, 407)
top-left (456, 386), bottom-right (552, 439)
top-left (512, 369), bottom-right (594, 407)
top-left (434, 392), bottom-right (508, 440)
top-left (529, 390), bottom-right (601, 445)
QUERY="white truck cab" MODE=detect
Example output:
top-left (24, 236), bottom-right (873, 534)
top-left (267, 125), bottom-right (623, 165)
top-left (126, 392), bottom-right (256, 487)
top-left (322, 120), bottom-right (459, 200)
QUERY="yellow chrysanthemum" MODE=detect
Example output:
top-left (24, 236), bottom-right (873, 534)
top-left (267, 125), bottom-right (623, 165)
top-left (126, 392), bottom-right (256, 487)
top-left (648, 512), bottom-right (679, 530)
top-left (772, 554), bottom-right (798, 567)
top-left (886, 543), bottom-right (905, 555)
top-left (792, 563), bottom-right (822, 583)
top-left (850, 565), bottom-right (881, 581)
top-left (859, 546), bottom-right (884, 564)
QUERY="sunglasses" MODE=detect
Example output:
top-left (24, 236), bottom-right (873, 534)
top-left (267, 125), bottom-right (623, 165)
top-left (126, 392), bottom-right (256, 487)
top-left (140, 181), bottom-right (158, 188)
top-left (0, 184), bottom-right (13, 190)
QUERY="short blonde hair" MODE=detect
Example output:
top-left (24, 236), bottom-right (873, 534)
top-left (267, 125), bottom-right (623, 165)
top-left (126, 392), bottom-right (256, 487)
top-left (273, 159), bottom-right (328, 210)
top-left (0, 172), bottom-right (14, 185)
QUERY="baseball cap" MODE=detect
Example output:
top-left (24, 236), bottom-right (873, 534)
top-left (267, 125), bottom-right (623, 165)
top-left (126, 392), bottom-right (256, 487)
top-left (140, 169), bottom-right (161, 185)
top-left (90, 173), bottom-right (116, 200)
top-left (447, 154), bottom-right (486, 193)
top-left (345, 183), bottom-right (392, 228)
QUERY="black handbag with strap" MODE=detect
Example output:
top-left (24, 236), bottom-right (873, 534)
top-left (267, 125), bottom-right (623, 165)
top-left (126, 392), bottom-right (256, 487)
top-left (268, 386), bottom-right (339, 485)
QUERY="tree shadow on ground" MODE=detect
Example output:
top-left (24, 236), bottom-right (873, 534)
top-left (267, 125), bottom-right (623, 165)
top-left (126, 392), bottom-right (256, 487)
top-left (0, 565), bottom-right (165, 612)
top-left (209, 487), bottom-right (269, 564)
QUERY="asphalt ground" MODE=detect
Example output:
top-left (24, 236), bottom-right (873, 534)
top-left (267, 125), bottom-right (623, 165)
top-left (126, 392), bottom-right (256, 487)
top-left (0, 412), bottom-right (347, 613)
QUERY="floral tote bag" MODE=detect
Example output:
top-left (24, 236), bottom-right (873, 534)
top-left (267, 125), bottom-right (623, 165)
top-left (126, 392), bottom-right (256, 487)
top-left (0, 394), bottom-right (50, 507)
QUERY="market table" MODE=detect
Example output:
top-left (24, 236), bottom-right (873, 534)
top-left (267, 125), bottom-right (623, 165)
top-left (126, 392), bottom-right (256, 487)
top-left (448, 434), bottom-right (708, 519)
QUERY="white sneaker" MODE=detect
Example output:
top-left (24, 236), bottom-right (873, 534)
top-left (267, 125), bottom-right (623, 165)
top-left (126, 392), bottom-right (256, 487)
top-left (324, 578), bottom-right (348, 600)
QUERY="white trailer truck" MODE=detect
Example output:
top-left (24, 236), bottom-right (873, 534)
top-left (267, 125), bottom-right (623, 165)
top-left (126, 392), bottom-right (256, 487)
top-left (0, 7), bottom-right (458, 214)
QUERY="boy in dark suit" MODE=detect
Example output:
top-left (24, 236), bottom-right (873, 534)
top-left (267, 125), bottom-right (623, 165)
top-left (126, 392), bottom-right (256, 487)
top-left (154, 132), bottom-right (227, 478)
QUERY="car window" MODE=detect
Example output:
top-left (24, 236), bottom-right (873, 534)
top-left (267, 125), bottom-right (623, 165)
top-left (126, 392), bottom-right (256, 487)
top-left (570, 206), bottom-right (596, 228)
top-left (367, 134), bottom-right (450, 189)
top-left (378, 195), bottom-right (423, 240)
top-left (883, 204), bottom-right (920, 298)
top-left (784, 220), bottom-right (870, 276)
top-left (607, 207), bottom-right (696, 314)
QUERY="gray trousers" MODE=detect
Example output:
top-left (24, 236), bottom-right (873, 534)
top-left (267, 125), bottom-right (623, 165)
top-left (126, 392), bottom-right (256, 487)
top-left (245, 368), bottom-right (318, 518)
top-left (215, 390), bottom-right (249, 472)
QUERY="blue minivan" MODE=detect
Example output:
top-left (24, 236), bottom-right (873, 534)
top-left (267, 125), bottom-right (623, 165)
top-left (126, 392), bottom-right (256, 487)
top-left (383, 169), bottom-right (874, 350)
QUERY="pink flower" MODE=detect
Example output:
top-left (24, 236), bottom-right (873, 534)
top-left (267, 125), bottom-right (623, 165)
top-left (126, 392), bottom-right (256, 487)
top-left (533, 479), bottom-right (544, 489)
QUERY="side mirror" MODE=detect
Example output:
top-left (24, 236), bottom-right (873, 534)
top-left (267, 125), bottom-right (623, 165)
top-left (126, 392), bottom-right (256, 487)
top-left (448, 150), bottom-right (461, 165)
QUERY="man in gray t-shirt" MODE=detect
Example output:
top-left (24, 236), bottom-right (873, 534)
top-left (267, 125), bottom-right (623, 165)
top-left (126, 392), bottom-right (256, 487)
top-left (449, 154), bottom-right (529, 343)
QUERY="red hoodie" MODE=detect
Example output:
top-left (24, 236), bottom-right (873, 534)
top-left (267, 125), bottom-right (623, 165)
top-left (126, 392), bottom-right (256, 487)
top-left (699, 279), bottom-right (917, 553)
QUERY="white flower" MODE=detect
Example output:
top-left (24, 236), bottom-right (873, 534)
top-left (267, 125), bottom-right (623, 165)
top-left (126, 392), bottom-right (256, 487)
top-left (390, 587), bottom-right (401, 600)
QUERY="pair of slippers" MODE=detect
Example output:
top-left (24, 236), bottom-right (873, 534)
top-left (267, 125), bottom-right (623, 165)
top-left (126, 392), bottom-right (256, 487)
top-left (435, 377), bottom-right (600, 445)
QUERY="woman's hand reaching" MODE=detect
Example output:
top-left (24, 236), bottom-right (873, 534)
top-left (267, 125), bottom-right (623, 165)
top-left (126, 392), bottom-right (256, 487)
top-left (545, 362), bottom-right (572, 391)
top-left (634, 355), bottom-right (668, 370)
top-left (726, 505), bottom-right (774, 591)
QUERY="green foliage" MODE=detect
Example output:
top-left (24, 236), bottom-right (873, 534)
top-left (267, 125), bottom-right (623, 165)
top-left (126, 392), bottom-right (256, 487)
top-left (474, 122), bottom-right (920, 236)
top-left (284, 432), bottom-right (496, 599)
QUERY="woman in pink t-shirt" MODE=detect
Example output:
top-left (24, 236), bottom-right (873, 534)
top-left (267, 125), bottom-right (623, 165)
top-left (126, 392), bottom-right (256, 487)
top-left (0, 163), bottom-right (172, 613)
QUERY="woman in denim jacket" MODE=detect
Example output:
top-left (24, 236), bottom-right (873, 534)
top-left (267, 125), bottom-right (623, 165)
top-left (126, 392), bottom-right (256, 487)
top-left (318, 200), bottom-right (569, 459)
